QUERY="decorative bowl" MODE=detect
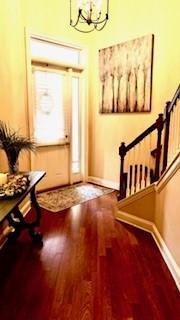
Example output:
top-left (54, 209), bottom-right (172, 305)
top-left (0, 174), bottom-right (30, 198)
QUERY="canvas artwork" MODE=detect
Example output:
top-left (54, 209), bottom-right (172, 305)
top-left (99, 34), bottom-right (154, 113)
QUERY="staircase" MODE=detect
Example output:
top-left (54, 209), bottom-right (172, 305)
top-left (116, 85), bottom-right (180, 290)
top-left (118, 84), bottom-right (180, 200)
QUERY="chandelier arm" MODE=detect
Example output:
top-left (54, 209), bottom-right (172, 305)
top-left (70, 11), bottom-right (81, 28)
top-left (79, 12), bottom-right (91, 22)
top-left (88, 10), bottom-right (102, 22)
top-left (73, 25), bottom-right (96, 33)
top-left (91, 14), bottom-right (108, 25)
top-left (95, 17), bottom-right (108, 31)
top-left (79, 12), bottom-right (108, 25)
top-left (80, 9), bottom-right (102, 24)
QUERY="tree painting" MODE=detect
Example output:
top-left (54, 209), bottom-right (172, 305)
top-left (99, 34), bottom-right (154, 113)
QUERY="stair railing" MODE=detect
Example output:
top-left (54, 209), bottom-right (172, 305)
top-left (118, 84), bottom-right (180, 200)
top-left (162, 84), bottom-right (180, 172)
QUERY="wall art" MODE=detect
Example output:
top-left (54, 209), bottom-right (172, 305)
top-left (99, 34), bottom-right (154, 113)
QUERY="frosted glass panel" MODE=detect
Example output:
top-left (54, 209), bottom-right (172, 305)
top-left (33, 70), bottom-right (67, 145)
top-left (31, 38), bottom-right (81, 65)
top-left (72, 77), bottom-right (80, 173)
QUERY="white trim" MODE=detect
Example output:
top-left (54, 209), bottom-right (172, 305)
top-left (29, 31), bottom-right (85, 68)
top-left (118, 183), bottom-right (155, 208)
top-left (0, 200), bottom-right (31, 249)
top-left (25, 28), bottom-right (88, 187)
top-left (32, 57), bottom-right (84, 72)
top-left (152, 224), bottom-right (180, 291)
top-left (116, 210), bottom-right (180, 291)
top-left (87, 176), bottom-right (119, 190)
top-left (116, 210), bottom-right (154, 233)
top-left (30, 31), bottom-right (83, 51)
top-left (156, 152), bottom-right (180, 193)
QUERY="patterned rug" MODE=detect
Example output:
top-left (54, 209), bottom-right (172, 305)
top-left (37, 183), bottom-right (114, 212)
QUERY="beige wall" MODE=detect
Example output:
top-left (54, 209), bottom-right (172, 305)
top-left (0, 0), bottom-right (179, 181)
top-left (88, 0), bottom-right (180, 183)
top-left (155, 167), bottom-right (180, 267)
top-left (0, 0), bottom-right (90, 172)
top-left (117, 162), bottom-right (180, 270)
top-left (118, 189), bottom-right (156, 222)
top-left (0, 0), bottom-right (28, 171)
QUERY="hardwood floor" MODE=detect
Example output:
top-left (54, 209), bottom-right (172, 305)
top-left (0, 192), bottom-right (179, 320)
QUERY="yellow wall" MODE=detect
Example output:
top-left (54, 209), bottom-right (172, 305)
top-left (0, 0), bottom-right (90, 172)
top-left (0, 0), bottom-right (26, 127)
top-left (88, 0), bottom-right (180, 183)
top-left (0, 0), bottom-right (179, 183)
top-left (0, 0), bottom-right (27, 171)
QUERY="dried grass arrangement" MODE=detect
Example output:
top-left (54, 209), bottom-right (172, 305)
top-left (0, 121), bottom-right (36, 174)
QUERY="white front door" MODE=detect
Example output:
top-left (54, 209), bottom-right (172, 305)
top-left (30, 67), bottom-right (71, 190)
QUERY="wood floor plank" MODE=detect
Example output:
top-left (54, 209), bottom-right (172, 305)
top-left (0, 192), bottom-right (179, 320)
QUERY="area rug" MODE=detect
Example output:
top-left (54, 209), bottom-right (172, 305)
top-left (37, 183), bottom-right (114, 212)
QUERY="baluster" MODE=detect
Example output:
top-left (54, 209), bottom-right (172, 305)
top-left (129, 165), bottom-right (133, 195)
top-left (168, 110), bottom-right (174, 164)
top-left (150, 168), bottom-right (154, 183)
top-left (139, 164), bottom-right (143, 190)
top-left (136, 143), bottom-right (141, 192)
top-left (148, 133), bottom-right (153, 185)
top-left (155, 113), bottom-right (164, 181)
top-left (141, 138), bottom-right (147, 189)
top-left (174, 101), bottom-right (179, 155)
top-left (134, 164), bottom-right (138, 193)
top-left (160, 126), bottom-right (165, 174)
top-left (162, 101), bottom-right (171, 172)
top-left (144, 166), bottom-right (148, 187)
top-left (171, 109), bottom-right (176, 159)
top-left (131, 149), bottom-right (136, 195)
top-left (118, 142), bottom-right (127, 200)
top-left (126, 150), bottom-right (131, 197)
top-left (178, 100), bottom-right (180, 150)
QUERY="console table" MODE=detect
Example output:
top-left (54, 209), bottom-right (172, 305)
top-left (0, 171), bottom-right (46, 242)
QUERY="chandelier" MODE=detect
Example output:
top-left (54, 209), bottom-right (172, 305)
top-left (70, 0), bottom-right (109, 33)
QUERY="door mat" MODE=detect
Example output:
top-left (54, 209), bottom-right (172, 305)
top-left (37, 183), bottom-right (114, 212)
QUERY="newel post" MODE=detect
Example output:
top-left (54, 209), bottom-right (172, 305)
top-left (155, 113), bottom-right (164, 181)
top-left (162, 101), bottom-right (171, 173)
top-left (118, 142), bottom-right (127, 200)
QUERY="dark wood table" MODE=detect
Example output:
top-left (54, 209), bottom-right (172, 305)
top-left (0, 171), bottom-right (46, 242)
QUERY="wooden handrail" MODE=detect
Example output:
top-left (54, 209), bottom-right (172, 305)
top-left (162, 84), bottom-right (180, 172)
top-left (118, 85), bottom-right (180, 200)
top-left (167, 84), bottom-right (180, 113)
top-left (125, 122), bottom-right (157, 153)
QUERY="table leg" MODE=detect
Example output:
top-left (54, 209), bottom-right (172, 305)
top-left (7, 187), bottom-right (43, 242)
top-left (29, 186), bottom-right (43, 241)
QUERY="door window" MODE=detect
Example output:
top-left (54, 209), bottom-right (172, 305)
top-left (33, 69), bottom-right (68, 145)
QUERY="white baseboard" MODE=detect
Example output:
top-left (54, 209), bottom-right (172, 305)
top-left (116, 210), bottom-right (154, 233)
top-left (116, 210), bottom-right (180, 291)
top-left (152, 224), bottom-right (180, 291)
top-left (87, 176), bottom-right (119, 190)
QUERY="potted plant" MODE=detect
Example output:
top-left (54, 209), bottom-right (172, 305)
top-left (0, 121), bottom-right (36, 174)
